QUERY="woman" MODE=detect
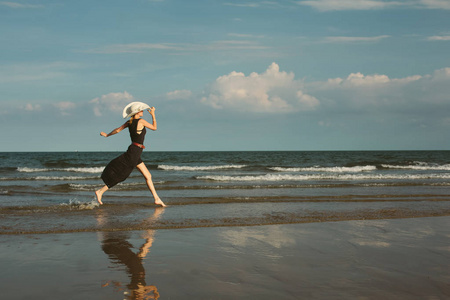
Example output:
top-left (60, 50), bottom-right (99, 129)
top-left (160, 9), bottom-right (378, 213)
top-left (95, 101), bottom-right (166, 207)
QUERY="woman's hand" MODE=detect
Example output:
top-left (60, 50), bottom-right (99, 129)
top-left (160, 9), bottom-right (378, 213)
top-left (148, 107), bottom-right (155, 115)
top-left (100, 132), bottom-right (108, 137)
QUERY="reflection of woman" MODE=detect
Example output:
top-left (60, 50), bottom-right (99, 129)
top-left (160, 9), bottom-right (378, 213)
top-left (95, 102), bottom-right (166, 207)
top-left (98, 208), bottom-right (164, 300)
top-left (101, 231), bottom-right (159, 300)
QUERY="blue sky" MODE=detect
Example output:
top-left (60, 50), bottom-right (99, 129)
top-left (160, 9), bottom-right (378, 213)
top-left (1, 0), bottom-right (449, 151)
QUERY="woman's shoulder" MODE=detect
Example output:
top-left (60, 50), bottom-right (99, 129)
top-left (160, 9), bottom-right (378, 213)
top-left (137, 118), bottom-right (147, 127)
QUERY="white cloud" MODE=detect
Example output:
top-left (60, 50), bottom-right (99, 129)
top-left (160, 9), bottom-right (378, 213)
top-left (0, 1), bottom-right (44, 8)
top-left (166, 89), bottom-right (192, 100)
top-left (307, 67), bottom-right (450, 112)
top-left (297, 91), bottom-right (320, 109)
top-left (227, 33), bottom-right (265, 39)
top-left (224, 1), bottom-right (290, 9)
top-left (298, 0), bottom-right (403, 11)
top-left (85, 40), bottom-right (268, 54)
top-left (428, 35), bottom-right (450, 41)
top-left (90, 91), bottom-right (134, 117)
top-left (22, 103), bottom-right (41, 111)
top-left (420, 0), bottom-right (450, 9)
top-left (206, 40), bottom-right (268, 50)
top-left (431, 67), bottom-right (450, 80)
top-left (224, 2), bottom-right (259, 7)
top-left (297, 0), bottom-right (450, 11)
top-left (0, 62), bottom-right (78, 83)
top-left (54, 101), bottom-right (76, 116)
top-left (85, 43), bottom-right (180, 54)
top-left (323, 72), bottom-right (422, 88)
top-left (201, 62), bottom-right (319, 113)
top-left (324, 35), bottom-right (391, 43)
top-left (13, 102), bottom-right (76, 117)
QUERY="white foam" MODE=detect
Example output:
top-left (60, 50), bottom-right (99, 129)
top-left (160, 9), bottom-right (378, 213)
top-left (17, 167), bottom-right (48, 173)
top-left (382, 163), bottom-right (450, 171)
top-left (69, 183), bottom-right (97, 190)
top-left (60, 199), bottom-right (100, 210)
top-left (35, 176), bottom-right (96, 180)
top-left (270, 165), bottom-right (376, 173)
top-left (65, 167), bottom-right (104, 173)
top-left (196, 173), bottom-right (450, 182)
top-left (18, 167), bottom-right (104, 173)
top-left (197, 174), bottom-right (313, 181)
top-left (158, 164), bottom-right (246, 171)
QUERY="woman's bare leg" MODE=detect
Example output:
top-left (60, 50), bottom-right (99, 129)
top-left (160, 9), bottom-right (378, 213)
top-left (95, 185), bottom-right (109, 205)
top-left (136, 162), bottom-right (166, 207)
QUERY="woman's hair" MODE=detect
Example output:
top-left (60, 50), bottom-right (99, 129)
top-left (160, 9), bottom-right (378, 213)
top-left (128, 112), bottom-right (141, 125)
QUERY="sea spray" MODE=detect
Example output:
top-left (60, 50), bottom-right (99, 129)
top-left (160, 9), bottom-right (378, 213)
top-left (61, 198), bottom-right (100, 210)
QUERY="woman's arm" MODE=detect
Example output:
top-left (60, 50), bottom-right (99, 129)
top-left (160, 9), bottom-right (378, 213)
top-left (139, 107), bottom-right (157, 131)
top-left (100, 122), bottom-right (129, 137)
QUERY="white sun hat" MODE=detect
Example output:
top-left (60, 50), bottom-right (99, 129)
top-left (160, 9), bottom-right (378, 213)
top-left (122, 102), bottom-right (151, 119)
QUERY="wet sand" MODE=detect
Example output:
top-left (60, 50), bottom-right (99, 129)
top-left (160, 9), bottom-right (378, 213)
top-left (1, 199), bottom-right (449, 234)
top-left (0, 216), bottom-right (449, 299)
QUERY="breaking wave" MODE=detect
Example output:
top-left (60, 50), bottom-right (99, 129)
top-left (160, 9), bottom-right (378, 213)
top-left (0, 175), bottom-right (99, 181)
top-left (18, 167), bottom-right (104, 173)
top-left (69, 181), bottom-right (149, 191)
top-left (382, 163), bottom-right (450, 171)
top-left (196, 173), bottom-right (450, 181)
top-left (270, 165), bottom-right (376, 173)
top-left (158, 164), bottom-right (246, 171)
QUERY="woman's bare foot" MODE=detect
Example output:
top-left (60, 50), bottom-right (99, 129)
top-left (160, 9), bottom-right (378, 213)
top-left (154, 197), bottom-right (166, 207)
top-left (95, 185), bottom-right (109, 205)
top-left (95, 190), bottom-right (103, 205)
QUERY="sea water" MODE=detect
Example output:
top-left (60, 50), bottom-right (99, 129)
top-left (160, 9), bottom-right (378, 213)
top-left (0, 151), bottom-right (449, 234)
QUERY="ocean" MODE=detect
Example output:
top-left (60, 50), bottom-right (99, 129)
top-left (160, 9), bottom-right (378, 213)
top-left (1, 151), bottom-right (449, 234)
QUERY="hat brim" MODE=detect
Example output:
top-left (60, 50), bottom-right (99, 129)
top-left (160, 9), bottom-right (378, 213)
top-left (122, 102), bottom-right (151, 119)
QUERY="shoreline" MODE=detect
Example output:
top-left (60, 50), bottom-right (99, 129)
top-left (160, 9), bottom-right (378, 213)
top-left (1, 204), bottom-right (449, 235)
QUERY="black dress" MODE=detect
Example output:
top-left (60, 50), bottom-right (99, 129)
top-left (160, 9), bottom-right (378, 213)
top-left (101, 119), bottom-right (146, 188)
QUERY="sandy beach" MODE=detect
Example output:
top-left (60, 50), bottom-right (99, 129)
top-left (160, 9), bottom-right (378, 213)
top-left (1, 216), bottom-right (449, 299)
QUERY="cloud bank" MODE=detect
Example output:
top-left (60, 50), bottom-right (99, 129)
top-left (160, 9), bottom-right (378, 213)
top-left (198, 63), bottom-right (450, 127)
top-left (201, 62), bottom-right (319, 113)
top-left (308, 67), bottom-right (450, 117)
